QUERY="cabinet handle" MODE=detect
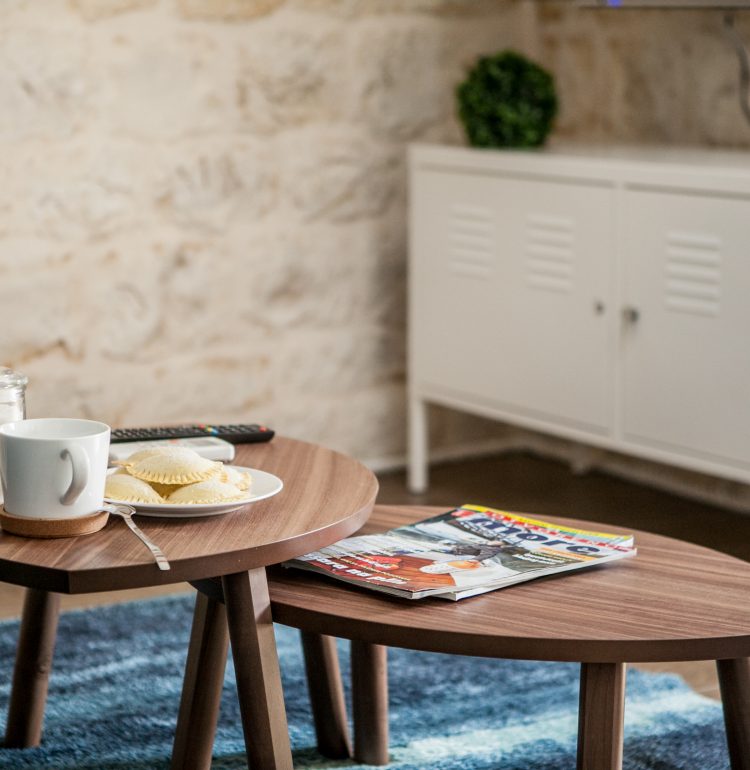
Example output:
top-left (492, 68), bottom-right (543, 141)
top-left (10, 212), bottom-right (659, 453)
top-left (622, 306), bottom-right (640, 324)
top-left (594, 300), bottom-right (606, 315)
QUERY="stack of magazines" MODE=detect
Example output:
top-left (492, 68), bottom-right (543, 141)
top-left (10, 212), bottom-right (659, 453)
top-left (285, 504), bottom-right (636, 600)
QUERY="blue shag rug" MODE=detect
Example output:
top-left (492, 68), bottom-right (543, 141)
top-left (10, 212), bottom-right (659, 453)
top-left (0, 593), bottom-right (729, 770)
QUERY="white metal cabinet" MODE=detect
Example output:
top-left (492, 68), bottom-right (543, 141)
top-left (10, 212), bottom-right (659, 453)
top-left (409, 144), bottom-right (750, 491)
top-left (621, 188), bottom-right (750, 472)
top-left (411, 167), bottom-right (614, 435)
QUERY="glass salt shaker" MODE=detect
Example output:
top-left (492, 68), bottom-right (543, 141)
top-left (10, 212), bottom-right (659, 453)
top-left (0, 367), bottom-right (27, 426)
top-left (0, 368), bottom-right (26, 505)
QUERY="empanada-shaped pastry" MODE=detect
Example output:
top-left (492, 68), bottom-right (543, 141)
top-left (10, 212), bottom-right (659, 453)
top-left (122, 447), bottom-right (221, 485)
top-left (166, 479), bottom-right (247, 505)
top-left (220, 466), bottom-right (253, 491)
top-left (105, 473), bottom-right (164, 504)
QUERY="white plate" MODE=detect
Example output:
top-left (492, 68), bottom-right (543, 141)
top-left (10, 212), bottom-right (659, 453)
top-left (104, 466), bottom-right (283, 518)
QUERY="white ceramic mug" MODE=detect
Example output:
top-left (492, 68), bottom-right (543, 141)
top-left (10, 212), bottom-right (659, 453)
top-left (0, 418), bottom-right (111, 520)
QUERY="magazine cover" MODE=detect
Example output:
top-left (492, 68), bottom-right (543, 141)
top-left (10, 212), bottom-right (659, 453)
top-left (285, 505), bottom-right (636, 600)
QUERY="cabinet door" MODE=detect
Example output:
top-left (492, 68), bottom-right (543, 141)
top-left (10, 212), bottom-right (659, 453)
top-left (410, 168), bottom-right (501, 402)
top-left (410, 167), bottom-right (614, 435)
top-left (621, 189), bottom-right (750, 471)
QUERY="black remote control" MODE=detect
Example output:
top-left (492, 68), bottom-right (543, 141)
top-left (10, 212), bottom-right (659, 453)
top-left (111, 424), bottom-right (275, 444)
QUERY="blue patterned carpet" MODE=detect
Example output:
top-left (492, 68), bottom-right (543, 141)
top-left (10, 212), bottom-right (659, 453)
top-left (0, 594), bottom-right (729, 770)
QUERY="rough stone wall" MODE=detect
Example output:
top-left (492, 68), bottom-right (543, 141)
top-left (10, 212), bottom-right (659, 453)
top-left (533, 3), bottom-right (750, 149)
top-left (0, 0), bottom-right (522, 459)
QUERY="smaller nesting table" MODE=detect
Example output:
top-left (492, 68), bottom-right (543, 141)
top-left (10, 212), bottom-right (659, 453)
top-left (0, 438), bottom-right (378, 770)
top-left (259, 505), bottom-right (750, 770)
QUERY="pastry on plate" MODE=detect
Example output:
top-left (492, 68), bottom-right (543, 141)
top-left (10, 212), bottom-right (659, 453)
top-left (121, 446), bottom-right (222, 485)
top-left (166, 478), bottom-right (247, 505)
top-left (220, 465), bottom-right (253, 492)
top-left (105, 473), bottom-right (165, 504)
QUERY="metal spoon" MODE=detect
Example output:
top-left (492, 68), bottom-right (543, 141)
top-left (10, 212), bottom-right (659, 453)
top-left (103, 503), bottom-right (171, 571)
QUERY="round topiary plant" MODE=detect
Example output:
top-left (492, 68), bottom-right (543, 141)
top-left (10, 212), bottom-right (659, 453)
top-left (457, 50), bottom-right (558, 149)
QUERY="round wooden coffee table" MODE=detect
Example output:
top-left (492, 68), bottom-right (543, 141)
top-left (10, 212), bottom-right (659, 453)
top-left (0, 437), bottom-right (378, 770)
top-left (262, 505), bottom-right (750, 770)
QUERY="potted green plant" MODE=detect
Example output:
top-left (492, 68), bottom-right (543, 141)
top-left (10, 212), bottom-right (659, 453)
top-left (457, 50), bottom-right (558, 149)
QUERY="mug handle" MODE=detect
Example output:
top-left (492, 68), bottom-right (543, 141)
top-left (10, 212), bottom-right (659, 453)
top-left (60, 445), bottom-right (90, 505)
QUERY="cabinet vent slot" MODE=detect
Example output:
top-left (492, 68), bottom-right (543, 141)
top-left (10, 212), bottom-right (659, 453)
top-left (525, 214), bottom-right (574, 293)
top-left (665, 231), bottom-right (721, 316)
top-left (448, 204), bottom-right (494, 278)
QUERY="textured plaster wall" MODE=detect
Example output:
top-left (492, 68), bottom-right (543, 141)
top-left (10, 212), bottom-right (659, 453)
top-left (0, 0), bottom-right (522, 460)
top-left (532, 3), bottom-right (750, 149)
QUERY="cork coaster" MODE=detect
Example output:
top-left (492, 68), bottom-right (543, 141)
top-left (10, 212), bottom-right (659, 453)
top-left (0, 508), bottom-right (110, 538)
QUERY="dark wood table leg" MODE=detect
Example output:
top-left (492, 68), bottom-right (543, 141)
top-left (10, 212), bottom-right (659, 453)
top-left (717, 658), bottom-right (750, 770)
top-left (351, 640), bottom-right (389, 766)
top-left (301, 631), bottom-right (352, 759)
top-left (4, 588), bottom-right (61, 748)
top-left (171, 591), bottom-right (229, 770)
top-left (577, 662), bottom-right (626, 770)
top-left (222, 569), bottom-right (293, 770)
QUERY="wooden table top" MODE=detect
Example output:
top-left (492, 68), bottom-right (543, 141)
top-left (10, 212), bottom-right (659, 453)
top-left (268, 505), bottom-right (750, 663)
top-left (0, 438), bottom-right (378, 594)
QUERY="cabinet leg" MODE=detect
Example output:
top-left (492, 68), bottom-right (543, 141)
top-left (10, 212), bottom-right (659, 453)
top-left (301, 631), bottom-right (352, 759)
top-left (408, 395), bottom-right (429, 494)
top-left (577, 662), bottom-right (626, 770)
top-left (4, 589), bottom-right (61, 748)
top-left (171, 591), bottom-right (229, 770)
top-left (222, 569), bottom-right (293, 770)
top-left (352, 640), bottom-right (389, 765)
top-left (717, 658), bottom-right (750, 770)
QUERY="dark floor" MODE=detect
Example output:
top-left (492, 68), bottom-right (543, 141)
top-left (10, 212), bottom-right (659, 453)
top-left (377, 450), bottom-right (750, 562)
